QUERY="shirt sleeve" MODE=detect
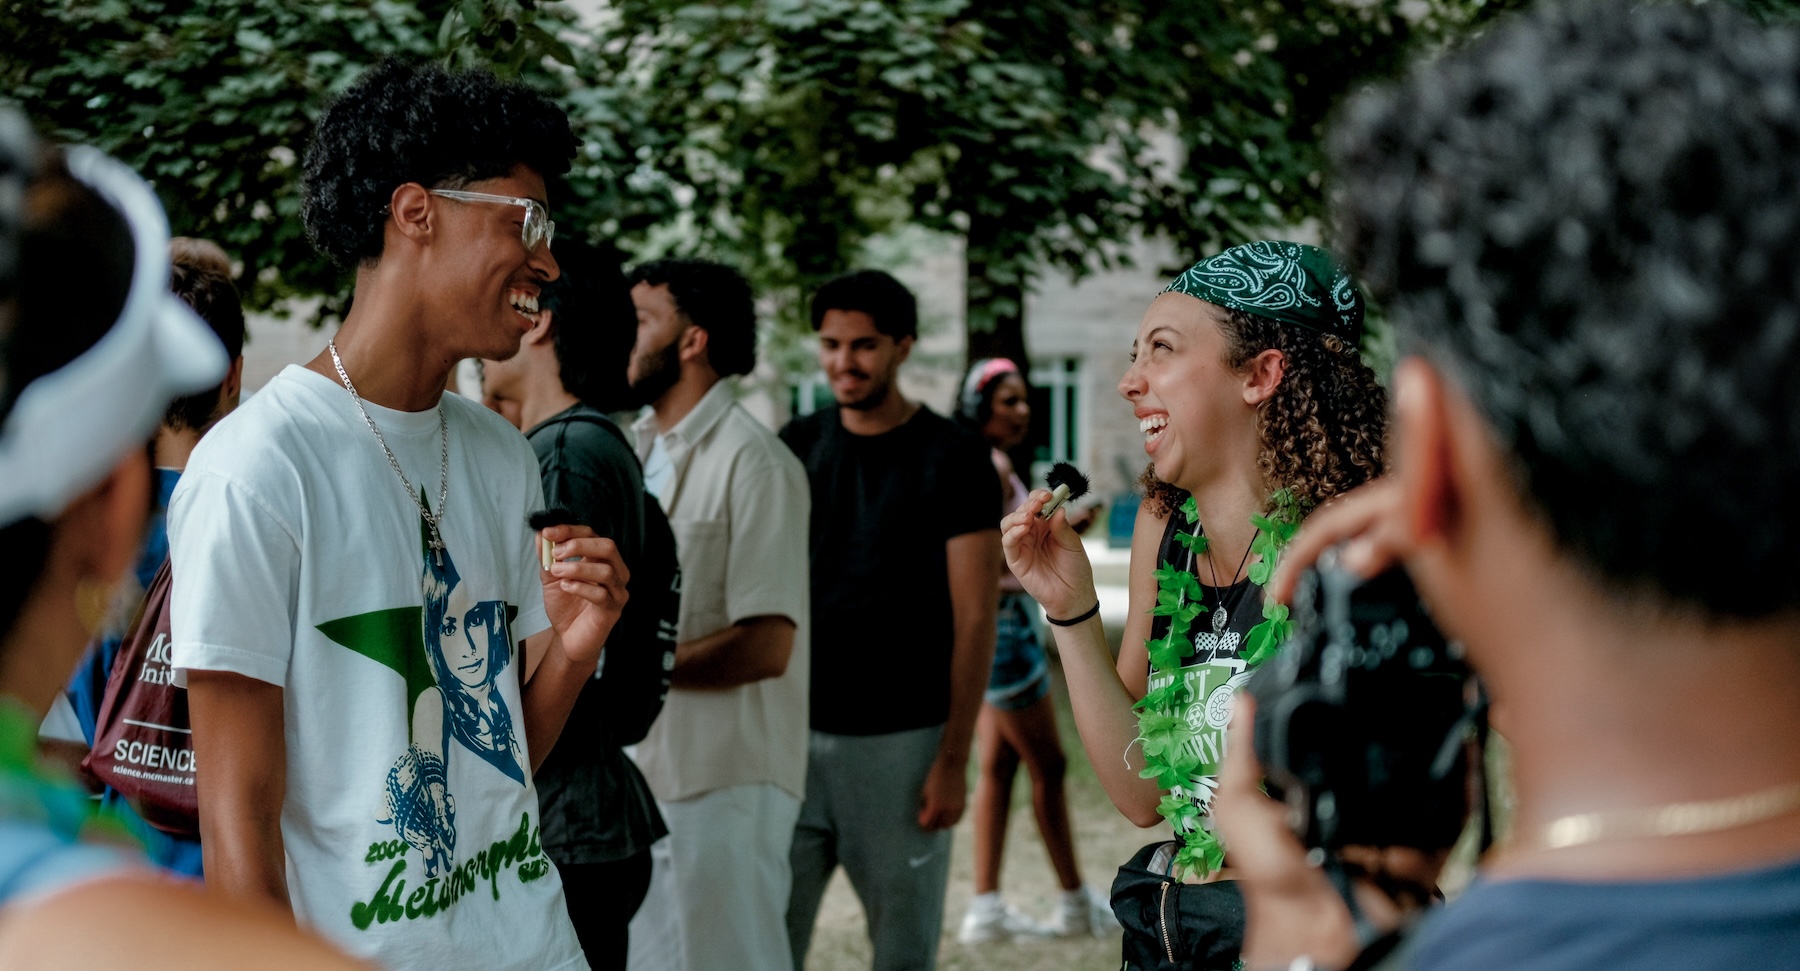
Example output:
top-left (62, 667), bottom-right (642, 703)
top-left (595, 495), bottom-right (678, 746)
top-left (724, 446), bottom-right (811, 627)
top-left (38, 694), bottom-right (86, 746)
top-left (512, 448), bottom-right (552, 642)
top-left (537, 425), bottom-right (665, 743)
top-left (167, 471), bottom-right (301, 687)
top-left (938, 433), bottom-right (1005, 540)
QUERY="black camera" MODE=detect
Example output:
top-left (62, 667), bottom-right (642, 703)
top-left (1248, 557), bottom-right (1482, 852)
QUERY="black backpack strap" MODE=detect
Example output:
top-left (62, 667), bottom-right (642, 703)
top-left (550, 408), bottom-right (641, 465)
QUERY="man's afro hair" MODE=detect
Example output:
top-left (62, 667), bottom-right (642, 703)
top-left (1331, 0), bottom-right (1800, 618)
top-left (300, 59), bottom-right (578, 268)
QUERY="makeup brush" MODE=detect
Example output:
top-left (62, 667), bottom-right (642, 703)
top-left (1038, 462), bottom-right (1091, 520)
top-left (527, 507), bottom-right (580, 570)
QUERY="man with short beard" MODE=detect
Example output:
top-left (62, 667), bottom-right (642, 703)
top-left (623, 259), bottom-right (811, 971)
top-left (780, 269), bottom-right (1001, 971)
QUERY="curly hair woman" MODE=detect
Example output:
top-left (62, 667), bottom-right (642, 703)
top-left (1000, 241), bottom-right (1386, 969)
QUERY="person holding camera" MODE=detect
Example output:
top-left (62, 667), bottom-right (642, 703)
top-left (999, 240), bottom-right (1389, 968)
top-left (1211, 1), bottom-right (1800, 968)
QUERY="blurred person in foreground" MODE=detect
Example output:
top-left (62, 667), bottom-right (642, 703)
top-left (952, 357), bottom-right (1112, 942)
top-left (1211, 1), bottom-right (1800, 968)
top-left (623, 259), bottom-right (810, 971)
top-left (479, 239), bottom-right (681, 970)
top-left (37, 236), bottom-right (245, 879)
top-left (0, 107), bottom-right (365, 968)
top-left (781, 270), bottom-right (1001, 971)
top-left (168, 60), bottom-right (627, 971)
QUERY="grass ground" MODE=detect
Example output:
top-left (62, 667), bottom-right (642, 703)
top-left (801, 660), bottom-right (1150, 971)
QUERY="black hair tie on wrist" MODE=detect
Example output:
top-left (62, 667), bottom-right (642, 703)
top-left (1045, 602), bottom-right (1101, 627)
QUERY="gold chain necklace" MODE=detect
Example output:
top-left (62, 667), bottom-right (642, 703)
top-left (1521, 781), bottom-right (1800, 851)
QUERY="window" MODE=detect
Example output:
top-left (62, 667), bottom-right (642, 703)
top-left (1025, 357), bottom-right (1080, 482)
top-left (789, 373), bottom-right (834, 418)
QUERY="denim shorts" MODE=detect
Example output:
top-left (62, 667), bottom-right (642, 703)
top-left (986, 591), bottom-right (1050, 711)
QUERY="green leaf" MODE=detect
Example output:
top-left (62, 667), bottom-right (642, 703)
top-left (1243, 615), bottom-right (1294, 666)
top-left (1172, 529), bottom-right (1209, 555)
top-left (518, 22), bottom-right (576, 66)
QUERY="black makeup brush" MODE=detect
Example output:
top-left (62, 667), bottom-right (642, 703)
top-left (528, 507), bottom-right (580, 570)
top-left (1038, 462), bottom-right (1091, 520)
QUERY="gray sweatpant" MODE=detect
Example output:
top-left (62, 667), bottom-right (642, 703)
top-left (786, 725), bottom-right (952, 971)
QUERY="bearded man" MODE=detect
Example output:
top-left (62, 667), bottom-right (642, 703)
top-left (623, 259), bottom-right (812, 971)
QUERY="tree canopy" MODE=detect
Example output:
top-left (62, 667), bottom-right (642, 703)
top-left (582, 0), bottom-right (1527, 362)
top-left (0, 0), bottom-right (582, 314)
top-left (2, 0), bottom-right (1534, 364)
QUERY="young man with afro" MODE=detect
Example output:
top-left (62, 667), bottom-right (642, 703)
top-left (167, 60), bottom-right (629, 971)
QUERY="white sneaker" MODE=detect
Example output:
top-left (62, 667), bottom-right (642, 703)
top-left (957, 892), bottom-right (1053, 944)
top-left (1047, 885), bottom-right (1120, 938)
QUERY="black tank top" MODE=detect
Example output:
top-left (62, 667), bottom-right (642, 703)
top-left (1144, 511), bottom-right (1263, 816)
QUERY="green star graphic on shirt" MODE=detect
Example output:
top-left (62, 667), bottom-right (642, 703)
top-left (315, 498), bottom-right (523, 744)
top-left (316, 501), bottom-right (441, 737)
top-left (318, 604), bottom-right (435, 735)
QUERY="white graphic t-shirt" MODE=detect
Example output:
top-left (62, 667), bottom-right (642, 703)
top-left (168, 366), bottom-right (585, 971)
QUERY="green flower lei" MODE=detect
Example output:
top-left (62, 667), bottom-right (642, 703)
top-left (1133, 489), bottom-right (1303, 878)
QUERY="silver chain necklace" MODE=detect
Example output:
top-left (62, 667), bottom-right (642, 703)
top-left (327, 339), bottom-right (449, 563)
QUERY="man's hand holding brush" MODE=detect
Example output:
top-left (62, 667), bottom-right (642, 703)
top-left (518, 509), bottom-right (632, 772)
top-left (531, 508), bottom-right (631, 671)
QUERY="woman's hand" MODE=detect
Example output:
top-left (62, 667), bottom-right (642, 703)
top-left (1000, 489), bottom-right (1098, 619)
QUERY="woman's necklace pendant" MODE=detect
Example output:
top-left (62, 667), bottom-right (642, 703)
top-left (1212, 605), bottom-right (1229, 634)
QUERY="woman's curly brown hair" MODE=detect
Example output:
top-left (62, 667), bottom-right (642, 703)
top-left (1141, 307), bottom-right (1388, 517)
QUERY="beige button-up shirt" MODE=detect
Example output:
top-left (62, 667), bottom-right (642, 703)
top-left (630, 381), bottom-right (811, 801)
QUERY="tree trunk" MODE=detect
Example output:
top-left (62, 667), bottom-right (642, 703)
top-left (964, 217), bottom-right (1030, 371)
top-left (965, 217), bottom-right (1038, 475)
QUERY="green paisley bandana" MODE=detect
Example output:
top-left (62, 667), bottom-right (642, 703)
top-left (1163, 240), bottom-right (1364, 342)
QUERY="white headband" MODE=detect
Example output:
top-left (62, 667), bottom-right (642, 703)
top-left (0, 145), bottom-right (228, 527)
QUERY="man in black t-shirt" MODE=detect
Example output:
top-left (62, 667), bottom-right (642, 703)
top-left (478, 241), bottom-right (679, 971)
top-left (781, 270), bottom-right (1002, 971)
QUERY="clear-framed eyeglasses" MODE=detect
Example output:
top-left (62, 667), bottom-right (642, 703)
top-left (428, 189), bottom-right (555, 251)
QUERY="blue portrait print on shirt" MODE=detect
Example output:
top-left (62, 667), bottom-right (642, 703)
top-left (368, 529), bottom-right (525, 878)
top-left (421, 539), bottom-right (525, 786)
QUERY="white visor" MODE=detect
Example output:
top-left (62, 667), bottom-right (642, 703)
top-left (0, 145), bottom-right (228, 527)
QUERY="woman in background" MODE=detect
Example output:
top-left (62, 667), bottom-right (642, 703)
top-left (954, 358), bottom-right (1113, 942)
